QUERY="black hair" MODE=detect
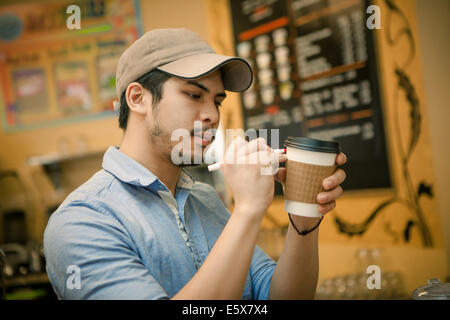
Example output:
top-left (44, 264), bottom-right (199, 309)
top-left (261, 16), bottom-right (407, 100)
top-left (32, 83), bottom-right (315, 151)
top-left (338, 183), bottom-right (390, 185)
top-left (118, 69), bottom-right (171, 130)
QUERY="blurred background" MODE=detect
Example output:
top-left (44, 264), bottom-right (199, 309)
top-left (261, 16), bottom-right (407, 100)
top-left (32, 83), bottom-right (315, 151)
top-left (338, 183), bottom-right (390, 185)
top-left (0, 0), bottom-right (448, 300)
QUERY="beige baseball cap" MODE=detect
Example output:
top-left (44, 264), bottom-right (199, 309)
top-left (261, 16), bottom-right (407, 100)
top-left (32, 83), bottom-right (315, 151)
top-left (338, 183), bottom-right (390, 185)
top-left (115, 28), bottom-right (253, 99)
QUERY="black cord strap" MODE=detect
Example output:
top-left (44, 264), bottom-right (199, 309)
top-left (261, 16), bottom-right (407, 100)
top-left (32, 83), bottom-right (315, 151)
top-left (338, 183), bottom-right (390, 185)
top-left (288, 214), bottom-right (323, 236)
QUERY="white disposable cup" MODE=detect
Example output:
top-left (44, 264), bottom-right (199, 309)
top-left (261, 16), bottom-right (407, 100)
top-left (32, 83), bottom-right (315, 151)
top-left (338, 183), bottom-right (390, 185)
top-left (284, 137), bottom-right (339, 218)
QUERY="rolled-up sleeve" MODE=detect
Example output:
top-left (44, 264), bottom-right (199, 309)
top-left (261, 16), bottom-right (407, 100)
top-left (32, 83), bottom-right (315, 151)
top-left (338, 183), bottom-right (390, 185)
top-left (249, 245), bottom-right (276, 300)
top-left (43, 201), bottom-right (169, 300)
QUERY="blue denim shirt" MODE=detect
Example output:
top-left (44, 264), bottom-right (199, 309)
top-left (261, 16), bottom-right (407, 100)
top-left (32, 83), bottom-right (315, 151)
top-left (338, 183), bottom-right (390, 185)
top-left (43, 146), bottom-right (276, 299)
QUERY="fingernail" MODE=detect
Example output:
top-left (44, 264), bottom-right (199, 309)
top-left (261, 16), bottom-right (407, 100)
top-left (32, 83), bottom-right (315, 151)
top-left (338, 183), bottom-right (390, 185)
top-left (325, 179), bottom-right (332, 188)
top-left (318, 194), bottom-right (327, 202)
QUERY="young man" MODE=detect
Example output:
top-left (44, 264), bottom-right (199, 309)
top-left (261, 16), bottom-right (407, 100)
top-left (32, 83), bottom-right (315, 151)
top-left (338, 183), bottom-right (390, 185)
top-left (44, 28), bottom-right (347, 299)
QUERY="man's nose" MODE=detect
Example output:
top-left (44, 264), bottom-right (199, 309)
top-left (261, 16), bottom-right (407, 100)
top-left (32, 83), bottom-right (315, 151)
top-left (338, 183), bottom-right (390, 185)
top-left (198, 101), bottom-right (220, 125)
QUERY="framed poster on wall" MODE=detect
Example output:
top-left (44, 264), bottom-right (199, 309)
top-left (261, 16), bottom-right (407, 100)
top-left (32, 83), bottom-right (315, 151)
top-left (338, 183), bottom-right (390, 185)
top-left (0, 0), bottom-right (143, 132)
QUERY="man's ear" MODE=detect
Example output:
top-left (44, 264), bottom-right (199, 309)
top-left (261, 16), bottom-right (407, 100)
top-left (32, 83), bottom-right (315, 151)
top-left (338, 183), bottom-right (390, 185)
top-left (125, 82), bottom-right (151, 115)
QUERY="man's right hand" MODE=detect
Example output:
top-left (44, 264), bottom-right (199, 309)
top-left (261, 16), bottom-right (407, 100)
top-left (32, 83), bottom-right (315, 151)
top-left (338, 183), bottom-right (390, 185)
top-left (220, 137), bottom-right (286, 220)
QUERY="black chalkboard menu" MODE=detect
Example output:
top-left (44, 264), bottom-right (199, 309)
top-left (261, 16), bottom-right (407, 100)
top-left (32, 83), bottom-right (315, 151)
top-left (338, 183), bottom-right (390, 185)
top-left (229, 0), bottom-right (392, 192)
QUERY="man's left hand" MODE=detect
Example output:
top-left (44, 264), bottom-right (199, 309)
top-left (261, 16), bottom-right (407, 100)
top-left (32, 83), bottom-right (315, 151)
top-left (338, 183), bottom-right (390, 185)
top-left (316, 153), bottom-right (347, 215)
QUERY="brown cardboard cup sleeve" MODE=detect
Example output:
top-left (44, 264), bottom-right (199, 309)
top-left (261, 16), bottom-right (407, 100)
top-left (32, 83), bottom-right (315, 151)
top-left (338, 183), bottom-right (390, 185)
top-left (285, 160), bottom-right (337, 204)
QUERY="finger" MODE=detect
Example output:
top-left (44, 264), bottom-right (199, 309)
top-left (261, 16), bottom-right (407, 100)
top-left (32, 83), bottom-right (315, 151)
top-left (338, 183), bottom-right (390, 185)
top-left (227, 136), bottom-right (246, 153)
top-left (256, 150), bottom-right (286, 166)
top-left (335, 153), bottom-right (347, 165)
top-left (251, 150), bottom-right (272, 166)
top-left (277, 153), bottom-right (287, 163)
top-left (274, 167), bottom-right (286, 184)
top-left (225, 136), bottom-right (247, 163)
top-left (234, 136), bottom-right (247, 149)
top-left (322, 168), bottom-right (346, 190)
top-left (253, 150), bottom-right (284, 176)
top-left (318, 201), bottom-right (336, 215)
top-left (317, 186), bottom-right (343, 204)
top-left (245, 137), bottom-right (269, 155)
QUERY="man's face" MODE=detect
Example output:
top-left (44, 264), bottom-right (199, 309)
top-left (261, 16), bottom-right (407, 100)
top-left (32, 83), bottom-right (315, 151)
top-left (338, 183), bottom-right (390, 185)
top-left (144, 70), bottom-right (225, 165)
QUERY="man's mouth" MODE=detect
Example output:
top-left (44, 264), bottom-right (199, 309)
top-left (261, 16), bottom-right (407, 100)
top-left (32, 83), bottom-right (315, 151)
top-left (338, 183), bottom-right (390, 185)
top-left (193, 130), bottom-right (215, 147)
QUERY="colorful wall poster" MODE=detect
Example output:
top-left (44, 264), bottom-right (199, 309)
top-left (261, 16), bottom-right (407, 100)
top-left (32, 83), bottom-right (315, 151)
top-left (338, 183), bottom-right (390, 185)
top-left (96, 51), bottom-right (121, 111)
top-left (12, 68), bottom-right (49, 115)
top-left (0, 0), bottom-right (143, 131)
top-left (54, 61), bottom-right (92, 114)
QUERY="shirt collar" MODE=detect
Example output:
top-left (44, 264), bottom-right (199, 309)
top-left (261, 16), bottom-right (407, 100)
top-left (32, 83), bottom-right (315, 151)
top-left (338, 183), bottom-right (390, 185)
top-left (102, 146), bottom-right (194, 190)
top-left (178, 169), bottom-right (194, 189)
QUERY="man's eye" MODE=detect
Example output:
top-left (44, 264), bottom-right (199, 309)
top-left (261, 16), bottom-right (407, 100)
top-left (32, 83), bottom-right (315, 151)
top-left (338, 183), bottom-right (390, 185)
top-left (186, 92), bottom-right (201, 99)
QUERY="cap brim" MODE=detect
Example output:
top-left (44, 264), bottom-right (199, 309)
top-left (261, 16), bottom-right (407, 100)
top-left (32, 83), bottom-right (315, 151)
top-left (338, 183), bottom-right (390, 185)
top-left (156, 53), bottom-right (253, 92)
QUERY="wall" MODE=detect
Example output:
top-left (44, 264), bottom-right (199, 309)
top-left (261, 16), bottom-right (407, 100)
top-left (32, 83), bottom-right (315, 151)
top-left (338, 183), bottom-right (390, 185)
top-left (140, 0), bottom-right (208, 39)
top-left (415, 0), bottom-right (450, 278)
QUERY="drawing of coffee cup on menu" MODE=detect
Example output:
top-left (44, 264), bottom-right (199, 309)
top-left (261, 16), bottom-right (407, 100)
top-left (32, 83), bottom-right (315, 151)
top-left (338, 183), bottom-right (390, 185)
top-left (272, 28), bottom-right (288, 47)
top-left (260, 86), bottom-right (275, 105)
top-left (279, 81), bottom-right (294, 100)
top-left (255, 34), bottom-right (270, 52)
top-left (243, 90), bottom-right (257, 109)
top-left (256, 52), bottom-right (272, 69)
top-left (237, 41), bottom-right (252, 58)
top-left (277, 64), bottom-right (292, 81)
top-left (275, 46), bottom-right (290, 65)
top-left (258, 69), bottom-right (273, 86)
